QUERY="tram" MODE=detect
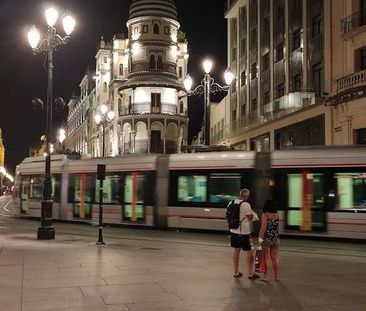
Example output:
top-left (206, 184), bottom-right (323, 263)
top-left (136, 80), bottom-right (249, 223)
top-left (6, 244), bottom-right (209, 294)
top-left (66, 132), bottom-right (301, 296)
top-left (13, 147), bottom-right (366, 239)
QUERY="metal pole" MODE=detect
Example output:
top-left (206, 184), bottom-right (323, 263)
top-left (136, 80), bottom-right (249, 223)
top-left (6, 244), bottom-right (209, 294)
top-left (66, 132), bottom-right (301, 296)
top-left (96, 125), bottom-right (105, 245)
top-left (38, 26), bottom-right (55, 240)
top-left (96, 178), bottom-right (105, 245)
top-left (202, 73), bottom-right (211, 146)
top-left (205, 74), bottom-right (211, 146)
top-left (102, 125), bottom-right (105, 158)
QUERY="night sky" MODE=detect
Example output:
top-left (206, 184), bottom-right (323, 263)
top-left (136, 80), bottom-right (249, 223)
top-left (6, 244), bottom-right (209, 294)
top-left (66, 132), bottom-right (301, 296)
top-left (0, 0), bottom-right (227, 173)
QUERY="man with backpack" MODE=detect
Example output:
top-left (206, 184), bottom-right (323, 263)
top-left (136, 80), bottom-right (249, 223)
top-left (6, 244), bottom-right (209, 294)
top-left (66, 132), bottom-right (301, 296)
top-left (226, 188), bottom-right (259, 279)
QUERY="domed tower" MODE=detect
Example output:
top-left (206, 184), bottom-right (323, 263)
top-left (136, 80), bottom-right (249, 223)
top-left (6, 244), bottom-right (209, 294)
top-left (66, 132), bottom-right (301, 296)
top-left (117, 0), bottom-right (189, 154)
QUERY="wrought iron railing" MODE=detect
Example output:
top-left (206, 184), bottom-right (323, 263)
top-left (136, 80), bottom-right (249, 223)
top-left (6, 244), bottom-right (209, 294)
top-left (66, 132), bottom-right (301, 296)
top-left (341, 11), bottom-right (366, 34)
top-left (337, 69), bottom-right (366, 93)
top-left (118, 102), bottom-right (188, 117)
top-left (230, 91), bottom-right (316, 135)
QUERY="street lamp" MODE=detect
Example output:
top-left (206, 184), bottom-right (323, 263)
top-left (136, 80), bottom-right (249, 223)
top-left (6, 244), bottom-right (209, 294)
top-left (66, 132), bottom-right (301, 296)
top-left (27, 7), bottom-right (75, 240)
top-left (58, 128), bottom-right (66, 153)
top-left (184, 59), bottom-right (234, 145)
top-left (94, 104), bottom-right (115, 158)
top-left (94, 104), bottom-right (114, 245)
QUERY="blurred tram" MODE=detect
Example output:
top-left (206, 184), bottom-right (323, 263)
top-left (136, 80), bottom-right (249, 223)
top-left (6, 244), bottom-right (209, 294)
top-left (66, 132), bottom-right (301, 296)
top-left (13, 147), bottom-right (366, 240)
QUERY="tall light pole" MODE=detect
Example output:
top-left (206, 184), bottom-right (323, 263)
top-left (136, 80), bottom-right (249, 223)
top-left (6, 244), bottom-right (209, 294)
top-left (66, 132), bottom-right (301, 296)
top-left (184, 59), bottom-right (234, 146)
top-left (94, 104), bottom-right (115, 245)
top-left (28, 7), bottom-right (76, 240)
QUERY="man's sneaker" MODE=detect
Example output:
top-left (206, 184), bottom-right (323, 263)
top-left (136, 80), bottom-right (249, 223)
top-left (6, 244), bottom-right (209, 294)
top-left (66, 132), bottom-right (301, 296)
top-left (248, 273), bottom-right (260, 280)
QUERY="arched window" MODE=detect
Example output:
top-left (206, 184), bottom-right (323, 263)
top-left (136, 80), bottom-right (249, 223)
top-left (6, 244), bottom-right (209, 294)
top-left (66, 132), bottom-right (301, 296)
top-left (179, 66), bottom-right (183, 78)
top-left (128, 56), bottom-right (133, 72)
top-left (149, 55), bottom-right (156, 69)
top-left (157, 55), bottom-right (163, 70)
top-left (103, 82), bottom-right (107, 92)
top-left (118, 98), bottom-right (122, 115)
top-left (153, 24), bottom-right (160, 34)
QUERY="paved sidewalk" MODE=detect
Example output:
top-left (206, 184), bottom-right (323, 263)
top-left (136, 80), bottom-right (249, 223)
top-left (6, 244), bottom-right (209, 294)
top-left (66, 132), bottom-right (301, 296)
top-left (0, 210), bottom-right (366, 310)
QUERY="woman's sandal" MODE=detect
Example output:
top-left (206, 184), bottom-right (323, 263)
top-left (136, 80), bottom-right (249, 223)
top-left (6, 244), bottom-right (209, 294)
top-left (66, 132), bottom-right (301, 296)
top-left (233, 272), bottom-right (243, 278)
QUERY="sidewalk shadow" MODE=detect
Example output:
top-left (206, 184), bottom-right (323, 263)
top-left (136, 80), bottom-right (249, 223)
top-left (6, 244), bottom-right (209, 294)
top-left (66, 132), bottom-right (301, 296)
top-left (221, 280), bottom-right (306, 311)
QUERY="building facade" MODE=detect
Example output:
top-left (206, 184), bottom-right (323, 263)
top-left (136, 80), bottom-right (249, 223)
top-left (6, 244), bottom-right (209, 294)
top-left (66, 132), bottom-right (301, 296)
top-left (326, 0), bottom-right (366, 145)
top-left (67, 0), bottom-right (189, 157)
top-left (67, 71), bottom-right (96, 155)
top-left (211, 0), bottom-right (328, 150)
top-left (213, 0), bottom-right (366, 151)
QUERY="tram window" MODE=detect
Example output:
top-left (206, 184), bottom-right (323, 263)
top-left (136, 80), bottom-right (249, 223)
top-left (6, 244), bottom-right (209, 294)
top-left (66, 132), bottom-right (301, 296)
top-left (29, 176), bottom-right (43, 199)
top-left (28, 175), bottom-right (60, 201)
top-left (336, 173), bottom-right (366, 210)
top-left (95, 174), bottom-right (120, 204)
top-left (178, 175), bottom-right (207, 202)
top-left (53, 176), bottom-right (61, 202)
top-left (124, 172), bottom-right (146, 221)
top-left (208, 173), bottom-right (241, 203)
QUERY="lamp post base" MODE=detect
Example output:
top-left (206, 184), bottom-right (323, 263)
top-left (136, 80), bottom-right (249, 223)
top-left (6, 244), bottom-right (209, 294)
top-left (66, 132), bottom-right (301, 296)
top-left (96, 227), bottom-right (105, 245)
top-left (37, 200), bottom-right (55, 240)
top-left (37, 227), bottom-right (55, 240)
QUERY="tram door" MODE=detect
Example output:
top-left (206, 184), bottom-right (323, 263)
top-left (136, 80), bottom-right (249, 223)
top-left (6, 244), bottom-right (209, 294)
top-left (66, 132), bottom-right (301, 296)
top-left (122, 172), bottom-right (146, 223)
top-left (73, 174), bottom-right (92, 219)
top-left (286, 172), bottom-right (326, 231)
top-left (20, 176), bottom-right (28, 214)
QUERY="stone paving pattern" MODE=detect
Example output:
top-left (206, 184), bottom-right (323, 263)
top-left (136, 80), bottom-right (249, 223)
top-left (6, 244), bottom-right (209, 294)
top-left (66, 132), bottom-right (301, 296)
top-left (1, 198), bottom-right (366, 310)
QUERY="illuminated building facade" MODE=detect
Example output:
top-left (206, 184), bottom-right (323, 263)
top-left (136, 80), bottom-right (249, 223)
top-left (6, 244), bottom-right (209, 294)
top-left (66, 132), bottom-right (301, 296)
top-left (212, 0), bottom-right (325, 150)
top-left (213, 0), bottom-right (366, 150)
top-left (67, 71), bottom-right (96, 155)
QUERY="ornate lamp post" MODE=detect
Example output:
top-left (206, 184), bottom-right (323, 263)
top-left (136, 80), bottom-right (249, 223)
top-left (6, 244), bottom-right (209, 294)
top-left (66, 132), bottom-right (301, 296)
top-left (94, 104), bottom-right (115, 245)
top-left (28, 7), bottom-right (75, 240)
top-left (184, 59), bottom-right (234, 145)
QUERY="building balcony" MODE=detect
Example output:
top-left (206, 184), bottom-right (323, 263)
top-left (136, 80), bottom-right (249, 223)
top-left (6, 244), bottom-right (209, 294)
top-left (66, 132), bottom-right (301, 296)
top-left (337, 69), bottom-right (366, 93)
top-left (230, 91), bottom-right (316, 135)
top-left (117, 113), bottom-right (188, 125)
top-left (341, 11), bottom-right (366, 39)
top-left (119, 102), bottom-right (188, 117)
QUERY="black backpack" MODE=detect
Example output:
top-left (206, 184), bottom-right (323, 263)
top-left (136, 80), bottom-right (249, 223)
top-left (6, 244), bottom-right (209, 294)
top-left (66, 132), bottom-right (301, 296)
top-left (226, 200), bottom-right (244, 229)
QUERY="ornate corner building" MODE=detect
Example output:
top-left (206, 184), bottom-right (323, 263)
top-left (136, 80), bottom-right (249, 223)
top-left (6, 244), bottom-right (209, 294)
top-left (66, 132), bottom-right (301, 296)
top-left (66, 0), bottom-right (189, 157)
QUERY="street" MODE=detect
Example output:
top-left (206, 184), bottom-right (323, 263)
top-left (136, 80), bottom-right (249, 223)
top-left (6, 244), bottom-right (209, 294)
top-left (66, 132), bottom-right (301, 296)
top-left (1, 195), bottom-right (366, 311)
